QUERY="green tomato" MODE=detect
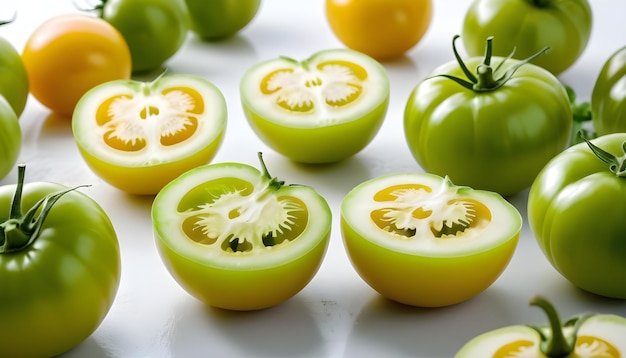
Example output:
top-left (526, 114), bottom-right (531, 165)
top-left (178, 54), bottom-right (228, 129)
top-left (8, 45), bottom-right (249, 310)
top-left (152, 153), bottom-right (331, 311)
top-left (0, 96), bottom-right (20, 180)
top-left (0, 36), bottom-right (28, 117)
top-left (462, 0), bottom-right (592, 75)
top-left (528, 133), bottom-right (626, 299)
top-left (404, 36), bottom-right (572, 197)
top-left (98, 0), bottom-right (189, 73)
top-left (184, 0), bottom-right (261, 40)
top-left (341, 172), bottom-right (521, 307)
top-left (592, 46), bottom-right (626, 136)
top-left (0, 165), bottom-right (121, 357)
top-left (240, 49), bottom-right (390, 164)
top-left (455, 296), bottom-right (626, 357)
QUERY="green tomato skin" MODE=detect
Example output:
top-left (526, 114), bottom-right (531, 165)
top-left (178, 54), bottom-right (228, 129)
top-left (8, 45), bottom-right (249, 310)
top-left (0, 182), bottom-right (121, 357)
top-left (185, 0), bottom-right (260, 40)
top-left (528, 133), bottom-right (626, 299)
top-left (242, 97), bottom-right (388, 164)
top-left (462, 0), bottom-right (592, 75)
top-left (592, 46), bottom-right (626, 136)
top-left (404, 57), bottom-right (572, 197)
top-left (0, 37), bottom-right (29, 117)
top-left (0, 96), bottom-right (20, 180)
top-left (102, 0), bottom-right (189, 73)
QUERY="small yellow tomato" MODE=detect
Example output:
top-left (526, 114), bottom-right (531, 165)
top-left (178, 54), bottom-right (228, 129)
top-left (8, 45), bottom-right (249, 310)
top-left (325, 0), bottom-right (433, 60)
top-left (22, 14), bottom-right (132, 117)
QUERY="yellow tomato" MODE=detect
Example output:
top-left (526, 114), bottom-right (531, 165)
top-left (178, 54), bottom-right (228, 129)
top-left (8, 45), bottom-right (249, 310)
top-left (22, 14), bottom-right (132, 117)
top-left (325, 0), bottom-right (433, 60)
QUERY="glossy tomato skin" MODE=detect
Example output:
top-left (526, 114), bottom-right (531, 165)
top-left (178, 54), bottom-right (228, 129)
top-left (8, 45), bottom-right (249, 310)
top-left (21, 14), bottom-right (131, 117)
top-left (152, 160), bottom-right (332, 311)
top-left (592, 46), bottom-right (626, 136)
top-left (341, 173), bottom-right (521, 307)
top-left (528, 133), bottom-right (626, 299)
top-left (462, 0), bottom-right (592, 75)
top-left (0, 37), bottom-right (29, 117)
top-left (0, 96), bottom-right (20, 180)
top-left (240, 49), bottom-right (390, 164)
top-left (404, 56), bottom-right (572, 197)
top-left (101, 0), bottom-right (189, 73)
top-left (325, 0), bottom-right (432, 60)
top-left (72, 74), bottom-right (227, 195)
top-left (0, 182), bottom-right (120, 357)
top-left (185, 0), bottom-right (261, 40)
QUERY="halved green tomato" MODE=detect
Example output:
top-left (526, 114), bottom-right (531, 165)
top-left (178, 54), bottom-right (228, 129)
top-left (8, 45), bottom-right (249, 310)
top-left (151, 153), bottom-right (332, 311)
top-left (240, 49), bottom-right (390, 164)
top-left (455, 296), bottom-right (626, 357)
top-left (341, 173), bottom-right (522, 307)
top-left (72, 74), bottom-right (227, 195)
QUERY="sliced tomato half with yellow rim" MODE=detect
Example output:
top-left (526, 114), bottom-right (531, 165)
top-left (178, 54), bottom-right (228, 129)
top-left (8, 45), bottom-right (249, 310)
top-left (72, 74), bottom-right (227, 195)
top-left (240, 49), bottom-right (390, 164)
top-left (341, 172), bottom-right (522, 307)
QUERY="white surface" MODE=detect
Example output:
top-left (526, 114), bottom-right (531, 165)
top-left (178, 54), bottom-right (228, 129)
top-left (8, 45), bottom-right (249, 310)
top-left (1, 1), bottom-right (625, 357)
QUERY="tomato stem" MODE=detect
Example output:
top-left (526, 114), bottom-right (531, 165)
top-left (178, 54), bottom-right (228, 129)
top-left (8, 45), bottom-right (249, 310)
top-left (257, 152), bottom-right (285, 191)
top-left (527, 0), bottom-right (552, 7)
top-left (435, 35), bottom-right (549, 92)
top-left (526, 296), bottom-right (589, 357)
top-left (0, 164), bottom-right (89, 254)
top-left (566, 86), bottom-right (593, 146)
top-left (579, 131), bottom-right (626, 177)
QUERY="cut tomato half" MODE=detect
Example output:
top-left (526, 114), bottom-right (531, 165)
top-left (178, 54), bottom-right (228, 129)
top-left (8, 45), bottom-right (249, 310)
top-left (72, 74), bottom-right (227, 194)
top-left (341, 173), bottom-right (522, 307)
top-left (152, 153), bottom-right (332, 310)
top-left (240, 49), bottom-right (390, 163)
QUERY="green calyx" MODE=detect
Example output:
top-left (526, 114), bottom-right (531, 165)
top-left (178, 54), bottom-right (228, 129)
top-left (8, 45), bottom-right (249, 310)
top-left (567, 87), bottom-right (593, 146)
top-left (437, 35), bottom-right (549, 92)
top-left (526, 295), bottom-right (589, 357)
top-left (579, 131), bottom-right (626, 177)
top-left (257, 152), bottom-right (286, 191)
top-left (0, 164), bottom-right (87, 254)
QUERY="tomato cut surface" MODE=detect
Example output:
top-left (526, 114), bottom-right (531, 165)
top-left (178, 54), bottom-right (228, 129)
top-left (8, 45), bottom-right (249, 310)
top-left (341, 173), bottom-right (521, 307)
top-left (241, 49), bottom-right (389, 163)
top-left (72, 74), bottom-right (227, 195)
top-left (152, 154), bottom-right (332, 311)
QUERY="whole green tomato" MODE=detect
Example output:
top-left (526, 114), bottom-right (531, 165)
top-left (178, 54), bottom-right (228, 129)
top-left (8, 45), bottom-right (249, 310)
top-left (592, 46), bottom-right (626, 136)
top-left (0, 96), bottom-right (20, 180)
top-left (528, 133), bottom-right (626, 299)
top-left (240, 48), bottom-right (389, 164)
top-left (0, 35), bottom-right (28, 117)
top-left (185, 0), bottom-right (260, 40)
top-left (96, 0), bottom-right (189, 73)
top-left (462, 0), bottom-right (592, 75)
top-left (404, 36), bottom-right (572, 196)
top-left (0, 165), bottom-right (121, 357)
top-left (152, 153), bottom-right (331, 311)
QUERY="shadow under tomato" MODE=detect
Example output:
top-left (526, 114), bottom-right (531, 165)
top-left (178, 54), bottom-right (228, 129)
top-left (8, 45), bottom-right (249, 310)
top-left (168, 295), bottom-right (325, 358)
top-left (56, 336), bottom-right (111, 358)
top-left (343, 287), bottom-right (519, 358)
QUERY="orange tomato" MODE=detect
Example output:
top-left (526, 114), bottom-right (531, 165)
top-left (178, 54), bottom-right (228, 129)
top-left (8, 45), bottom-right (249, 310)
top-left (22, 14), bottom-right (132, 117)
top-left (325, 0), bottom-right (433, 60)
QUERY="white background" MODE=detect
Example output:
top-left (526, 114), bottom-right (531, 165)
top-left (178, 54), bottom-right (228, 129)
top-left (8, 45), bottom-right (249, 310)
top-left (1, 1), bottom-right (625, 357)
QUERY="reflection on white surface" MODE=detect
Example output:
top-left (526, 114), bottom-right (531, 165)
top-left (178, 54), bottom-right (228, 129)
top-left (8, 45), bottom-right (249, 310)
top-left (1, 0), bottom-right (625, 357)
